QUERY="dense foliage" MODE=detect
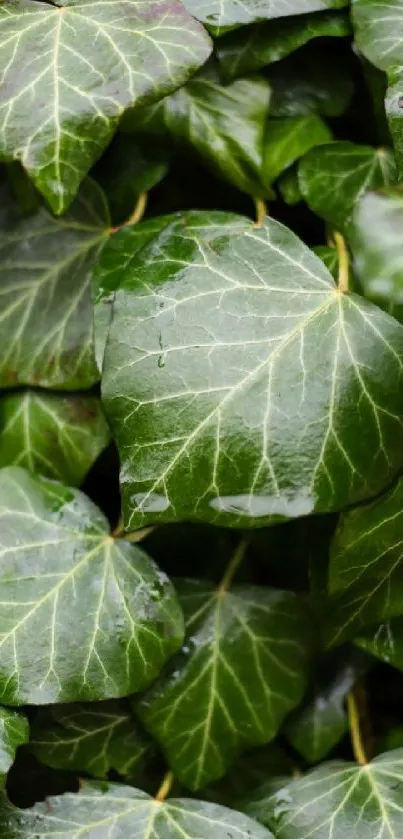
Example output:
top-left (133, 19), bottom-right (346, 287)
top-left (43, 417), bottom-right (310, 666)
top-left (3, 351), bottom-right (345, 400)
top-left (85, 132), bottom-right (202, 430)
top-left (2, 0), bottom-right (403, 836)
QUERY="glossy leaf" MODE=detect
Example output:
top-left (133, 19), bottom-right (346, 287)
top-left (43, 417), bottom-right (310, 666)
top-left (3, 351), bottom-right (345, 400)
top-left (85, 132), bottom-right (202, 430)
top-left (205, 743), bottom-right (295, 807)
top-left (277, 166), bottom-right (302, 205)
top-left (351, 0), bottom-right (403, 71)
top-left (264, 116), bottom-right (331, 185)
top-left (250, 750), bottom-right (403, 839)
top-left (1, 781), bottom-right (274, 839)
top-left (31, 701), bottom-right (154, 780)
top-left (327, 475), bottom-right (403, 646)
top-left (0, 706), bottom-right (29, 788)
top-left (0, 390), bottom-right (110, 486)
top-left (356, 619), bottom-right (403, 673)
top-left (0, 0), bottom-right (211, 214)
top-left (385, 69), bottom-right (403, 180)
top-left (102, 210), bottom-right (403, 530)
top-left (183, 0), bottom-right (349, 31)
top-left (0, 179), bottom-right (109, 390)
top-left (217, 11), bottom-right (351, 82)
top-left (299, 142), bottom-right (396, 234)
top-left (135, 577), bottom-right (312, 790)
top-left (0, 466), bottom-right (184, 705)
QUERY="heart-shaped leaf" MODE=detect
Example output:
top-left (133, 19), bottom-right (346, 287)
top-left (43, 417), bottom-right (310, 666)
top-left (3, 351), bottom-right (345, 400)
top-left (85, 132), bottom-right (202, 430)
top-left (183, 0), bottom-right (349, 32)
top-left (31, 701), bottom-right (154, 780)
top-left (102, 211), bottom-right (403, 530)
top-left (0, 391), bottom-right (110, 486)
top-left (264, 116), bottom-right (331, 185)
top-left (0, 706), bottom-right (29, 788)
top-left (0, 178), bottom-right (109, 390)
top-left (0, 0), bottom-right (211, 214)
top-left (1, 781), bottom-right (275, 839)
top-left (0, 466), bottom-right (184, 705)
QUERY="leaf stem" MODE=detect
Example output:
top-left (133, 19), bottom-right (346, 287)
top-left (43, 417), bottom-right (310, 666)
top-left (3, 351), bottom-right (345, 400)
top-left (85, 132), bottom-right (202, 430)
top-left (217, 539), bottom-right (248, 596)
top-left (253, 198), bottom-right (267, 228)
top-left (111, 518), bottom-right (155, 543)
top-left (110, 191), bottom-right (148, 234)
top-left (155, 770), bottom-right (174, 803)
top-left (333, 230), bottom-right (349, 293)
top-left (347, 690), bottom-right (367, 766)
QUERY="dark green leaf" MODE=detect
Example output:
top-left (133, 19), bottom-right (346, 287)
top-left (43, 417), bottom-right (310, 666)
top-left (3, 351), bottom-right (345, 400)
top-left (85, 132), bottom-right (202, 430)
top-left (0, 0), bottom-right (211, 214)
top-left (0, 466), bottom-right (184, 705)
top-left (299, 142), bottom-right (396, 234)
top-left (102, 210), bottom-right (403, 530)
top-left (277, 166), bottom-right (302, 205)
top-left (204, 743), bottom-right (295, 807)
top-left (135, 577), bottom-right (312, 790)
top-left (0, 390), bottom-right (110, 485)
top-left (385, 69), bottom-right (403, 179)
top-left (1, 781), bottom-right (274, 839)
top-left (356, 618), bottom-right (403, 673)
top-left (0, 706), bottom-right (29, 788)
top-left (0, 179), bottom-right (109, 390)
top-left (217, 11), bottom-right (351, 82)
top-left (183, 0), bottom-right (349, 31)
top-left (313, 246), bottom-right (339, 280)
top-left (264, 116), bottom-right (331, 185)
top-left (31, 701), bottom-right (154, 780)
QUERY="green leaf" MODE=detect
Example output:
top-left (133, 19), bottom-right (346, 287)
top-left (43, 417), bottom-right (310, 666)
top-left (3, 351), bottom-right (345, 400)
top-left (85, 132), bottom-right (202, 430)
top-left (183, 0), bottom-right (349, 31)
top-left (355, 619), bottom-right (403, 673)
top-left (0, 0), bottom-right (212, 215)
top-left (135, 575), bottom-right (312, 790)
top-left (277, 165), bottom-right (302, 205)
top-left (326, 475), bottom-right (403, 646)
top-left (217, 11), bottom-right (351, 82)
top-left (385, 69), bottom-right (403, 180)
top-left (1, 780), bottom-right (275, 839)
top-left (101, 210), bottom-right (403, 530)
top-left (0, 178), bottom-right (109, 390)
top-left (313, 246), bottom-right (339, 280)
top-left (31, 701), bottom-right (154, 780)
top-left (122, 62), bottom-right (271, 199)
top-left (0, 390), bottom-right (110, 486)
top-left (264, 116), bottom-right (331, 185)
top-left (351, 0), bottom-right (403, 72)
top-left (204, 743), bottom-right (295, 807)
top-left (248, 750), bottom-right (403, 839)
top-left (299, 142), bottom-right (396, 234)
top-left (352, 189), bottom-right (403, 322)
top-left (0, 465), bottom-right (184, 705)
top-left (0, 706), bottom-right (29, 788)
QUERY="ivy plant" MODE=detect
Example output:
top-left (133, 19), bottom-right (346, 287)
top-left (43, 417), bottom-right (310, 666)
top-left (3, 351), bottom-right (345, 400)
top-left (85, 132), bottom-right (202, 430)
top-left (2, 1), bottom-right (403, 838)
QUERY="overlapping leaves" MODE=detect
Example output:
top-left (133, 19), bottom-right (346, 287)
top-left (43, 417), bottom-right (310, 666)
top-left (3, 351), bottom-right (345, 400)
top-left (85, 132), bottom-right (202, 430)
top-left (0, 707), bottom-right (28, 788)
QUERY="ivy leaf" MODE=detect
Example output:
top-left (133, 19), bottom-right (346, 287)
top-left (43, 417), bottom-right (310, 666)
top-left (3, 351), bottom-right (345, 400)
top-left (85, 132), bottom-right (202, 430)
top-left (313, 246), bottom-right (340, 280)
top-left (264, 116), bottom-right (331, 185)
top-left (0, 706), bottom-right (29, 788)
top-left (277, 166), bottom-right (302, 205)
top-left (0, 178), bottom-right (109, 390)
top-left (31, 701), bottom-right (154, 780)
top-left (249, 750), bottom-right (403, 839)
top-left (0, 0), bottom-right (211, 215)
top-left (135, 576), bottom-right (312, 790)
top-left (0, 466), bottom-right (184, 705)
top-left (355, 619), bottom-right (403, 673)
top-left (385, 70), bottom-right (403, 180)
top-left (122, 62), bottom-right (271, 199)
top-left (0, 781), bottom-right (274, 839)
top-left (204, 743), bottom-right (295, 808)
top-left (102, 210), bottom-right (403, 530)
top-left (217, 11), bottom-right (351, 82)
top-left (182, 0), bottom-right (349, 32)
top-left (299, 142), bottom-right (396, 234)
top-left (326, 475), bottom-right (403, 646)
top-left (351, 0), bottom-right (403, 72)
top-left (0, 390), bottom-right (110, 486)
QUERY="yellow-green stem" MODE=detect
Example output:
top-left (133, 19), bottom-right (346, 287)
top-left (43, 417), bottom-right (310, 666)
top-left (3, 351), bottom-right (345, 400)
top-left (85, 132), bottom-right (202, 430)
top-left (254, 198), bottom-right (267, 228)
top-left (217, 539), bottom-right (248, 596)
top-left (155, 771), bottom-right (174, 803)
top-left (334, 230), bottom-right (349, 293)
top-left (347, 691), bottom-right (367, 766)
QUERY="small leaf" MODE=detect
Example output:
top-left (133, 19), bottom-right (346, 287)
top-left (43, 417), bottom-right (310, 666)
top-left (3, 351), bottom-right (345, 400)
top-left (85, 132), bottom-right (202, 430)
top-left (217, 11), bottom-right (351, 82)
top-left (313, 246), bottom-right (339, 280)
top-left (0, 0), bottom-right (211, 214)
top-left (248, 750), bottom-right (403, 839)
top-left (102, 211), bottom-right (403, 530)
top-left (299, 142), bottom-right (396, 234)
top-left (264, 116), bottom-right (331, 185)
top-left (0, 466), bottom-right (184, 705)
top-left (356, 619), bottom-right (403, 673)
top-left (351, 0), bottom-right (403, 71)
top-left (0, 706), bottom-right (29, 788)
top-left (385, 69), bottom-right (403, 180)
top-left (326, 475), bottom-right (403, 646)
top-left (277, 165), bottom-right (302, 205)
top-left (1, 781), bottom-right (274, 839)
top-left (135, 577), bottom-right (312, 790)
top-left (0, 178), bottom-right (109, 390)
top-left (0, 390), bottom-right (110, 486)
top-left (31, 701), bottom-right (154, 780)
top-left (183, 0), bottom-right (349, 32)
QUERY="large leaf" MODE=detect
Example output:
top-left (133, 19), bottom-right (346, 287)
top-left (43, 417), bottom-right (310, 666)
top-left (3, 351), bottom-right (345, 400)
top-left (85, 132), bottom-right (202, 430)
top-left (1, 781), bottom-right (274, 839)
top-left (264, 116), bottom-right (331, 185)
top-left (326, 475), bottom-right (403, 646)
top-left (122, 62), bottom-right (271, 199)
top-left (183, 0), bottom-right (349, 31)
top-left (0, 706), bottom-right (29, 788)
top-left (217, 11), bottom-right (351, 82)
top-left (0, 390), bottom-right (110, 485)
top-left (0, 179), bottom-right (108, 390)
top-left (299, 142), bottom-right (396, 234)
top-left (135, 576), bottom-right (312, 790)
top-left (247, 750), bottom-right (403, 839)
top-left (102, 210), bottom-right (403, 530)
top-left (0, 0), bottom-right (211, 214)
top-left (351, 0), bottom-right (403, 72)
top-left (0, 466), bottom-right (184, 705)
top-left (31, 701), bottom-right (154, 780)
